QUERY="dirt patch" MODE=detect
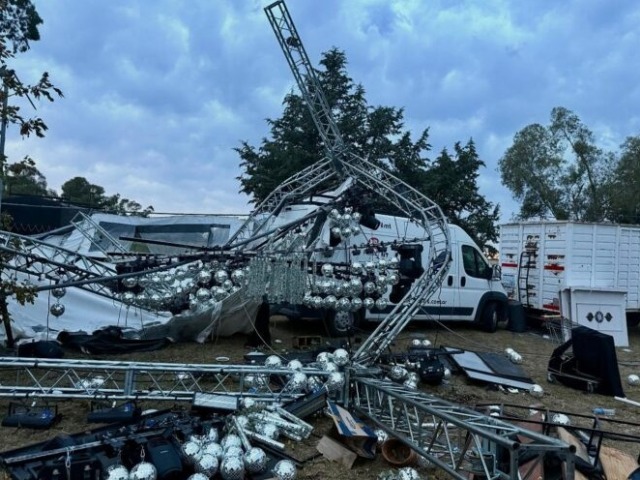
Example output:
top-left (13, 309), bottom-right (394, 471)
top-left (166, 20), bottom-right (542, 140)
top-left (1, 316), bottom-right (640, 479)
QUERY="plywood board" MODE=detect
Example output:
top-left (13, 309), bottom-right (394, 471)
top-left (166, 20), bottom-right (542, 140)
top-left (599, 445), bottom-right (637, 480)
top-left (556, 427), bottom-right (588, 480)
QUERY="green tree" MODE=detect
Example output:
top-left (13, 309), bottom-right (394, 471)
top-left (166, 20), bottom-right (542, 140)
top-left (499, 107), bottom-right (612, 221)
top-left (0, 0), bottom-right (61, 347)
top-left (62, 176), bottom-right (154, 216)
top-left (606, 135), bottom-right (640, 224)
top-left (422, 141), bottom-right (500, 251)
top-left (4, 155), bottom-right (50, 195)
top-left (237, 48), bottom-right (498, 247)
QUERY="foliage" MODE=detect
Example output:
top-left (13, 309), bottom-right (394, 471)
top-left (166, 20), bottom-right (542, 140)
top-left (237, 48), bottom-right (499, 248)
top-left (0, 0), bottom-right (55, 346)
top-left (606, 136), bottom-right (640, 224)
top-left (499, 107), bottom-right (614, 221)
top-left (61, 176), bottom-right (153, 216)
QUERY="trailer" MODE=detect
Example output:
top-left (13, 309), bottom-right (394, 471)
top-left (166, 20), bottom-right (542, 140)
top-left (499, 221), bottom-right (640, 346)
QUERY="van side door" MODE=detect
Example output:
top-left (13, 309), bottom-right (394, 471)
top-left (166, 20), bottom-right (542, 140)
top-left (459, 244), bottom-right (493, 320)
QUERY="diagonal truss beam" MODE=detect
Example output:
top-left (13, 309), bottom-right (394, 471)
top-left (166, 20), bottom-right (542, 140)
top-left (351, 378), bottom-right (575, 479)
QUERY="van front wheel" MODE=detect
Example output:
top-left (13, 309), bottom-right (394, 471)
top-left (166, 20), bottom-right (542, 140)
top-left (324, 310), bottom-right (362, 337)
top-left (481, 302), bottom-right (498, 333)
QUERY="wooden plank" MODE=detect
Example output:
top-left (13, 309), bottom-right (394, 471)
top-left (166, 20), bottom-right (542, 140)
top-left (599, 445), bottom-right (638, 480)
top-left (316, 435), bottom-right (358, 469)
top-left (512, 410), bottom-right (544, 480)
top-left (556, 427), bottom-right (588, 480)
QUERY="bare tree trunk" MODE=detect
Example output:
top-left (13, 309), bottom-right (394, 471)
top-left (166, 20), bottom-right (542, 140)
top-left (0, 295), bottom-right (14, 348)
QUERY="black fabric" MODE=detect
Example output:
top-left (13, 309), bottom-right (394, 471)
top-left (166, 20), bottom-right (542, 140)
top-left (57, 327), bottom-right (171, 355)
top-left (245, 300), bottom-right (271, 348)
top-left (549, 326), bottom-right (625, 397)
top-left (17, 340), bottom-right (64, 359)
top-left (572, 326), bottom-right (625, 397)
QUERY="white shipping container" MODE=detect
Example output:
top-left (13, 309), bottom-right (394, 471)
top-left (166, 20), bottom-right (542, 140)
top-left (499, 221), bottom-right (640, 346)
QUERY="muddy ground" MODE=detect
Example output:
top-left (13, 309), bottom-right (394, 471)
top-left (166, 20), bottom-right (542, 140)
top-left (1, 315), bottom-right (639, 479)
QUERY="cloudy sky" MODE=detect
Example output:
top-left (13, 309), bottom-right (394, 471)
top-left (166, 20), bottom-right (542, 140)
top-left (7, 0), bottom-right (640, 221)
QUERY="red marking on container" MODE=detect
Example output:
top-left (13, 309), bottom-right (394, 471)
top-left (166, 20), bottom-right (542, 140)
top-left (544, 264), bottom-right (564, 271)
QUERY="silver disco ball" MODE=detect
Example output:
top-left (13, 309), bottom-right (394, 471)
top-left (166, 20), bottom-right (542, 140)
top-left (363, 297), bottom-right (375, 310)
top-left (351, 262), bottom-right (364, 275)
top-left (398, 467), bottom-right (421, 480)
top-left (129, 461), bottom-right (157, 480)
top-left (220, 455), bottom-right (245, 480)
top-left (324, 372), bottom-right (345, 391)
top-left (272, 459), bottom-right (297, 480)
top-left (389, 365), bottom-right (408, 382)
top-left (375, 297), bottom-right (387, 310)
top-left (231, 269), bottom-right (245, 284)
top-left (410, 339), bottom-right (422, 347)
top-left (350, 297), bottom-right (363, 311)
top-left (628, 374), bottom-right (640, 386)
top-left (287, 359), bottom-right (303, 371)
top-left (264, 355), bottom-right (282, 368)
top-left (187, 474), bottom-right (209, 480)
top-left (202, 441), bottom-right (223, 459)
top-left (323, 362), bottom-right (339, 373)
top-left (332, 348), bottom-right (349, 367)
top-left (196, 453), bottom-right (219, 477)
top-left (195, 287), bottom-right (211, 302)
top-left (122, 291), bottom-right (136, 305)
top-left (105, 465), bottom-right (129, 480)
top-left (322, 295), bottom-right (337, 309)
top-left (182, 440), bottom-right (202, 464)
top-left (51, 287), bottom-right (66, 299)
top-left (529, 384), bottom-right (544, 398)
top-left (321, 263), bottom-right (334, 276)
top-left (285, 372), bottom-right (308, 393)
top-left (316, 351), bottom-right (332, 368)
top-left (197, 270), bottom-right (212, 285)
top-left (374, 428), bottom-right (388, 446)
top-left (307, 375), bottom-right (324, 392)
top-left (50, 302), bottom-right (65, 318)
top-left (364, 281), bottom-right (376, 294)
top-left (551, 413), bottom-right (571, 426)
top-left (244, 447), bottom-right (268, 473)
top-left (225, 445), bottom-right (244, 459)
top-left (214, 269), bottom-right (229, 284)
top-left (221, 434), bottom-right (242, 452)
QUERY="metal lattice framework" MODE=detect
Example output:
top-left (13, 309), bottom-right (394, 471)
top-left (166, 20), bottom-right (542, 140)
top-left (351, 378), bottom-right (575, 479)
top-left (0, 357), bottom-right (331, 403)
top-left (265, 0), bottom-right (451, 364)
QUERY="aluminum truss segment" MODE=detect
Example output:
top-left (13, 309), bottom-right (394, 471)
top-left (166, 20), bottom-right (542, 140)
top-left (265, 1), bottom-right (346, 172)
top-left (352, 378), bottom-right (575, 480)
top-left (265, 0), bottom-right (452, 364)
top-left (346, 154), bottom-right (451, 363)
top-left (0, 356), bottom-right (331, 403)
top-left (225, 158), bottom-right (337, 249)
top-left (69, 211), bottom-right (128, 257)
top-left (0, 230), bottom-right (118, 297)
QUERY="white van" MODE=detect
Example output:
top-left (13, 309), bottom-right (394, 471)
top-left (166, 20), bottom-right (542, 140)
top-left (275, 210), bottom-right (509, 336)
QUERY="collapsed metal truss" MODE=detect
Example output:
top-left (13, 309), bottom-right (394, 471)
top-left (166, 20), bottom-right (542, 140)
top-left (351, 378), bottom-right (575, 479)
top-left (265, 0), bottom-right (452, 364)
top-left (0, 356), bottom-right (330, 403)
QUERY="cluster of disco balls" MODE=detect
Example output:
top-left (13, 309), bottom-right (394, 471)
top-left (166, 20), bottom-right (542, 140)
top-left (328, 207), bottom-right (363, 241)
top-left (106, 458), bottom-right (157, 480)
top-left (302, 258), bottom-right (400, 314)
top-left (245, 350), bottom-right (348, 397)
top-left (179, 408), bottom-right (303, 480)
top-left (49, 286), bottom-right (66, 318)
top-left (117, 260), bottom-right (249, 313)
top-left (383, 339), bottom-right (450, 391)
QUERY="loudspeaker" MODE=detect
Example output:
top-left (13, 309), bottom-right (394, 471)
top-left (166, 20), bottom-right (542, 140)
top-left (145, 436), bottom-right (184, 480)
